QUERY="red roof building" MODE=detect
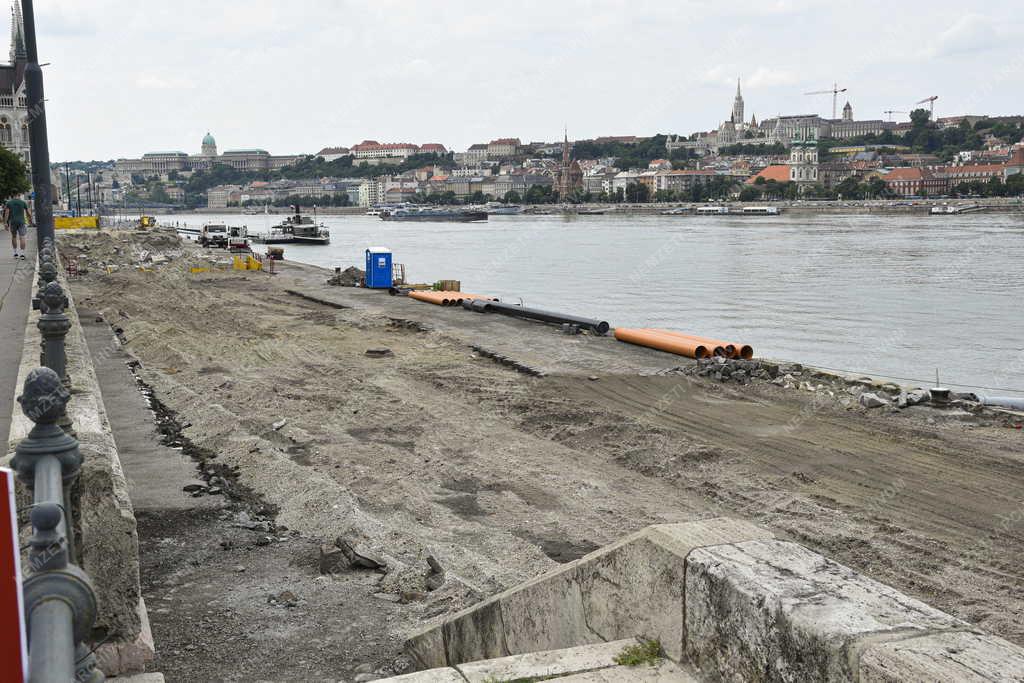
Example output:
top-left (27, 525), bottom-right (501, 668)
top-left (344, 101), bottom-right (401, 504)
top-left (746, 164), bottom-right (791, 184)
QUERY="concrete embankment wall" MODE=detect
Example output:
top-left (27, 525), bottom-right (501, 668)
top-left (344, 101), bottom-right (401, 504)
top-left (4, 260), bottom-right (153, 675)
top-left (405, 517), bottom-right (1024, 681)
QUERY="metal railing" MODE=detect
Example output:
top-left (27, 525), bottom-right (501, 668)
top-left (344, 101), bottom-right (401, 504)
top-left (11, 236), bottom-right (103, 683)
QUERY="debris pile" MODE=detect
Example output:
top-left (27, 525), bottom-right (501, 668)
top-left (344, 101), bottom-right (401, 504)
top-left (671, 357), bottom-right (781, 384)
top-left (327, 266), bottom-right (365, 287)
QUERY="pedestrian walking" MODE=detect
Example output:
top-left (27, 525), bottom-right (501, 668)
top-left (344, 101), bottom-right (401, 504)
top-left (3, 195), bottom-right (32, 259)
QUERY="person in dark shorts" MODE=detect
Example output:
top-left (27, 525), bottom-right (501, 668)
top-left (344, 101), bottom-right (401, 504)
top-left (3, 196), bottom-right (31, 259)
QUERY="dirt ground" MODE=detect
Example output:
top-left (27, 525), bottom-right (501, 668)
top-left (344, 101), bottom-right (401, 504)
top-left (62, 229), bottom-right (1024, 679)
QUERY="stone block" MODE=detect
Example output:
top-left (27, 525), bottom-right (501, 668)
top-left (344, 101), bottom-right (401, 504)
top-left (457, 638), bottom-right (637, 682)
top-left (443, 596), bottom-right (509, 665)
top-left (578, 518), bottom-right (770, 661)
top-left (107, 674), bottom-right (166, 683)
top-left (860, 631), bottom-right (1024, 682)
top-left (404, 624), bottom-right (447, 671)
top-left (556, 659), bottom-right (699, 681)
top-left (685, 539), bottom-right (968, 681)
top-left (499, 563), bottom-right (600, 654)
top-left (377, 668), bottom-right (466, 682)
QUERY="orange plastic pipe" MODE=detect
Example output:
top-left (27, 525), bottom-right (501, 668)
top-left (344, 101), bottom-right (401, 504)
top-left (614, 328), bottom-right (710, 359)
top-left (638, 329), bottom-right (728, 358)
top-left (408, 291), bottom-right (497, 307)
top-left (641, 329), bottom-right (753, 360)
top-left (643, 329), bottom-right (733, 358)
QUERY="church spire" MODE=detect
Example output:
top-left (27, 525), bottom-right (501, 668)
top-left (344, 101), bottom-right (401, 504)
top-left (736, 77), bottom-right (741, 97)
top-left (10, 2), bottom-right (26, 64)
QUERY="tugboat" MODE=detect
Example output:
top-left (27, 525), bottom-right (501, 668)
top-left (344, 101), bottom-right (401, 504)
top-left (282, 206), bottom-right (331, 244)
top-left (251, 205), bottom-right (331, 245)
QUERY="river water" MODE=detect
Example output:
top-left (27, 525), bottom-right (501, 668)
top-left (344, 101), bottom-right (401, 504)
top-left (158, 211), bottom-right (1024, 396)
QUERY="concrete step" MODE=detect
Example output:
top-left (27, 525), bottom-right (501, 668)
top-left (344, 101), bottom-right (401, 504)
top-left (379, 638), bottom-right (700, 681)
top-left (401, 517), bottom-right (1024, 681)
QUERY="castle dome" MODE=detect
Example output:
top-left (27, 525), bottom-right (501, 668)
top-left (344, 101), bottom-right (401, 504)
top-left (202, 132), bottom-right (216, 146)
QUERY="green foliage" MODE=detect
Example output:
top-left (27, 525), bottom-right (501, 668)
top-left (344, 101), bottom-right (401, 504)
top-left (524, 184), bottom-right (555, 204)
top-left (572, 134), bottom-right (668, 170)
top-left (502, 190), bottom-right (521, 203)
top-left (954, 174), bottom-right (1024, 197)
top-left (614, 639), bottom-right (663, 667)
top-left (718, 142), bottom-right (787, 156)
top-left (738, 185), bottom-right (761, 201)
top-left (0, 147), bottom-right (31, 201)
top-left (624, 182), bottom-right (649, 203)
top-left (183, 152), bottom-right (455, 199)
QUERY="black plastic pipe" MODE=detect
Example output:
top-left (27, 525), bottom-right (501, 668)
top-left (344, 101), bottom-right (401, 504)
top-left (481, 300), bottom-right (610, 335)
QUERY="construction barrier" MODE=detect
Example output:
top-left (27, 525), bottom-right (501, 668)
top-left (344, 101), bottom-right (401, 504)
top-left (54, 216), bottom-right (99, 229)
top-left (232, 255), bottom-right (263, 271)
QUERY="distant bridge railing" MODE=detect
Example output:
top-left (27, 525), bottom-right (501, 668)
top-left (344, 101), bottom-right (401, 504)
top-left (11, 235), bottom-right (103, 683)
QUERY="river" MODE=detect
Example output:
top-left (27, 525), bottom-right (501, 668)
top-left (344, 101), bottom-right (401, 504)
top-left (156, 211), bottom-right (1024, 396)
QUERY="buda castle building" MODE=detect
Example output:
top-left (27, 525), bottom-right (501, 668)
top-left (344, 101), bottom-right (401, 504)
top-left (115, 132), bottom-right (302, 176)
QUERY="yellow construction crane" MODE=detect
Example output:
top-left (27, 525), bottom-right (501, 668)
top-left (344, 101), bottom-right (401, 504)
top-left (804, 82), bottom-right (847, 120)
top-left (915, 96), bottom-right (939, 118)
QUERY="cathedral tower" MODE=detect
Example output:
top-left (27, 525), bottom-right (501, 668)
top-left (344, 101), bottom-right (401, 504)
top-left (732, 78), bottom-right (744, 129)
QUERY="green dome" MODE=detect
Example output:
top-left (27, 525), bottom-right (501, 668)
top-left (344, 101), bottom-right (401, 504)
top-left (202, 132), bottom-right (216, 146)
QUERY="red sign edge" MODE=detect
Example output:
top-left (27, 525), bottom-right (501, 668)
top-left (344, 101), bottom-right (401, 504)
top-left (1, 467), bottom-right (28, 682)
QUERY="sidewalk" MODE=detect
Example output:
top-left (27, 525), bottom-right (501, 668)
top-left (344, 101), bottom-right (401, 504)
top-left (0, 229), bottom-right (36, 449)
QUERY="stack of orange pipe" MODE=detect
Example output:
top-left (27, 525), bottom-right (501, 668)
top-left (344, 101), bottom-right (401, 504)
top-left (408, 290), bottom-right (497, 307)
top-left (615, 328), bottom-right (754, 360)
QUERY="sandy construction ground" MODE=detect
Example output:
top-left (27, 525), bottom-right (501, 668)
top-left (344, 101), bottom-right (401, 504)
top-left (62, 229), bottom-right (1024, 678)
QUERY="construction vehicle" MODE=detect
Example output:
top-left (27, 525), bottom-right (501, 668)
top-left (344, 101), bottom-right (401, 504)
top-left (199, 222), bottom-right (229, 248)
top-left (138, 215), bottom-right (156, 228)
top-left (227, 225), bottom-right (250, 253)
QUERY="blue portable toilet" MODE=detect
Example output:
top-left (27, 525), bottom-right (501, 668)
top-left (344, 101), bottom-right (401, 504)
top-left (365, 247), bottom-right (393, 288)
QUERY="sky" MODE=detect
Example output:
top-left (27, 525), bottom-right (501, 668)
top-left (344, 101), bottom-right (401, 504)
top-left (18, 0), bottom-right (1024, 161)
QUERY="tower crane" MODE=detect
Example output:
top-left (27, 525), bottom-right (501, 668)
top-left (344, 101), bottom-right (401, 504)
top-left (915, 96), bottom-right (938, 119)
top-left (883, 110), bottom-right (907, 121)
top-left (804, 82), bottom-right (847, 120)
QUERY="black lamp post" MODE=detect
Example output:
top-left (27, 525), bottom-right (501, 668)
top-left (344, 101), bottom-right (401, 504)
top-left (22, 0), bottom-right (54, 249)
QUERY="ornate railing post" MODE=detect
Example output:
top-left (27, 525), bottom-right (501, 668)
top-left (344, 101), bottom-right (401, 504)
top-left (10, 367), bottom-right (101, 683)
top-left (38, 282), bottom-right (73, 436)
top-left (34, 249), bottom-right (57, 314)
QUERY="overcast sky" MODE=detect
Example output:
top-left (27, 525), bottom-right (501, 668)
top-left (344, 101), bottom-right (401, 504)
top-left (21, 1), bottom-right (1024, 161)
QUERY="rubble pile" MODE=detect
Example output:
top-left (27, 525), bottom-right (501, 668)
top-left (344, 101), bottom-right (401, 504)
top-left (60, 229), bottom-right (186, 274)
top-left (327, 266), bottom-right (365, 287)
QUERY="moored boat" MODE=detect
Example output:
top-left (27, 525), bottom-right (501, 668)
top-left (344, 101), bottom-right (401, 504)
top-left (381, 207), bottom-right (488, 222)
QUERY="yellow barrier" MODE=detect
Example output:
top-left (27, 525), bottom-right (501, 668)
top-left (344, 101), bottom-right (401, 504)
top-left (55, 216), bottom-right (99, 229)
top-left (232, 255), bottom-right (263, 271)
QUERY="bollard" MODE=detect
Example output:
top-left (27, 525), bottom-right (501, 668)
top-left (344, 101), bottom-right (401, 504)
top-left (10, 368), bottom-right (101, 683)
top-left (37, 282), bottom-right (73, 433)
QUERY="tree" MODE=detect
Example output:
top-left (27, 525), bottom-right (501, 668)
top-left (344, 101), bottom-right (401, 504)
top-left (503, 190), bottom-right (521, 204)
top-left (910, 108), bottom-right (932, 128)
top-left (0, 148), bottom-right (30, 202)
top-left (738, 186), bottom-right (761, 202)
top-left (149, 184), bottom-right (170, 203)
top-left (624, 182), bottom-right (649, 203)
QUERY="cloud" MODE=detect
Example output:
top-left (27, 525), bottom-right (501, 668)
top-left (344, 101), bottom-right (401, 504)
top-left (930, 14), bottom-right (999, 58)
top-left (746, 67), bottom-right (799, 88)
top-left (135, 74), bottom-right (196, 90)
top-left (16, 0), bottom-right (1024, 160)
